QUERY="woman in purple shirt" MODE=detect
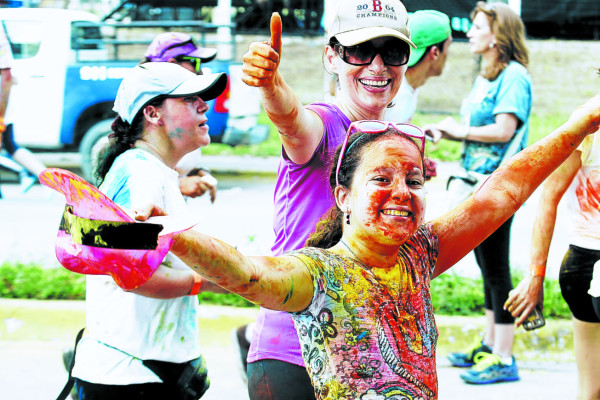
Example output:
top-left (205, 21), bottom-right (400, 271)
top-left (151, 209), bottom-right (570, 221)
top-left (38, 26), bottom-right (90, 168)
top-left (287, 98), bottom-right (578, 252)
top-left (240, 0), bottom-right (417, 398)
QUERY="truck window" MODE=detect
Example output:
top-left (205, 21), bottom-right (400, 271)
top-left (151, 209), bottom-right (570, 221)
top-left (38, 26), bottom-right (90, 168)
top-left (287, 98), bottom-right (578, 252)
top-left (71, 21), bottom-right (103, 50)
top-left (2, 20), bottom-right (42, 60)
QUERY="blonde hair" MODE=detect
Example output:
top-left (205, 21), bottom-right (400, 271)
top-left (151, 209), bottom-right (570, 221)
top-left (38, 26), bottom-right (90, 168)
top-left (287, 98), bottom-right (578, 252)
top-left (472, 1), bottom-right (529, 80)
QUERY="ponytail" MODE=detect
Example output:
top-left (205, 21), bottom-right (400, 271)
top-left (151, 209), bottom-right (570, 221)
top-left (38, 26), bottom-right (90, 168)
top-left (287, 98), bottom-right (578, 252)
top-left (305, 207), bottom-right (344, 249)
top-left (94, 116), bottom-right (143, 185)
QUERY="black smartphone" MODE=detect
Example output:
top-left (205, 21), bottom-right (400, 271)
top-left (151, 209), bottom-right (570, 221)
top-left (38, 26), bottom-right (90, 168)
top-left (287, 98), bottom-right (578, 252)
top-left (523, 305), bottom-right (546, 331)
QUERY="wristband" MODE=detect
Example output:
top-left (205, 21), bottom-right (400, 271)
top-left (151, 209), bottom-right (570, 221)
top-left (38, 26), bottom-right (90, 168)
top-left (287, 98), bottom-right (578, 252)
top-left (189, 273), bottom-right (202, 296)
top-left (530, 264), bottom-right (546, 277)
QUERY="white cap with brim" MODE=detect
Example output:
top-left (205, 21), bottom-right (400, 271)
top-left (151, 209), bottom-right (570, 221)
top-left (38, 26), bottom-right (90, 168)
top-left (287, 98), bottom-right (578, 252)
top-left (114, 62), bottom-right (228, 124)
top-left (328, 0), bottom-right (416, 49)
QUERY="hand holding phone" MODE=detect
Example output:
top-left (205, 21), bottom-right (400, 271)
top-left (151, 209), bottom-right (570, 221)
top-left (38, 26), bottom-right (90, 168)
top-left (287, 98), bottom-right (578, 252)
top-left (523, 305), bottom-right (545, 331)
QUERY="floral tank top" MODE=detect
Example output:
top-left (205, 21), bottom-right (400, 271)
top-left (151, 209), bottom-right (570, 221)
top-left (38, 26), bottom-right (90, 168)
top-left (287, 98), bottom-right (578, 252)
top-left (289, 224), bottom-right (439, 400)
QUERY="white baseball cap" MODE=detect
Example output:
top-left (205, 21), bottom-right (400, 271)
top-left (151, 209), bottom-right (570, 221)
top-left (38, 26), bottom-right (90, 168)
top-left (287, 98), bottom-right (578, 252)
top-left (114, 62), bottom-right (227, 124)
top-left (328, 0), bottom-right (415, 48)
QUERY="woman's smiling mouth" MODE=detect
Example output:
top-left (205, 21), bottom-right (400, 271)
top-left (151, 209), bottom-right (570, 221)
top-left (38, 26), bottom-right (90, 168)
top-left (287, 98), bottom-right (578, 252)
top-left (359, 78), bottom-right (391, 88)
top-left (382, 209), bottom-right (410, 217)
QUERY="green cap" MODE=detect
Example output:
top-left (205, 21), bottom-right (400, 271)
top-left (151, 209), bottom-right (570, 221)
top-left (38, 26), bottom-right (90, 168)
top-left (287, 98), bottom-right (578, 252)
top-left (407, 10), bottom-right (451, 67)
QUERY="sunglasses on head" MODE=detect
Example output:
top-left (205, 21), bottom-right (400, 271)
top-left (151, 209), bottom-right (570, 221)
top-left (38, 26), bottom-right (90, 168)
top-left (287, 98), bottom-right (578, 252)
top-left (335, 120), bottom-right (426, 187)
top-left (333, 38), bottom-right (410, 67)
top-left (175, 56), bottom-right (202, 74)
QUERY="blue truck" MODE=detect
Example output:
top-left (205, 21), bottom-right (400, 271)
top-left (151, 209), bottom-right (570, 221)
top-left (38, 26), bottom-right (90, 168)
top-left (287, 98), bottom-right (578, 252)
top-left (0, 7), bottom-right (267, 181)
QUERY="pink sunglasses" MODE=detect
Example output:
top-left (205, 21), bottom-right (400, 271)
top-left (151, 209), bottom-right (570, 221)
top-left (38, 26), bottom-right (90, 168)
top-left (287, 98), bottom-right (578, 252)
top-left (335, 120), bottom-right (426, 187)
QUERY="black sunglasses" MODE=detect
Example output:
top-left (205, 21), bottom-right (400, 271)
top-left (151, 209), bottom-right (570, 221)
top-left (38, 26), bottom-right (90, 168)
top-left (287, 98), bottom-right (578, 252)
top-left (174, 55), bottom-right (202, 74)
top-left (333, 38), bottom-right (410, 67)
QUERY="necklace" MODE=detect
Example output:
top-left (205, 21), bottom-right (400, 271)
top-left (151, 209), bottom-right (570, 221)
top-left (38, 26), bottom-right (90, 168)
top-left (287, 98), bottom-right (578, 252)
top-left (340, 240), bottom-right (372, 269)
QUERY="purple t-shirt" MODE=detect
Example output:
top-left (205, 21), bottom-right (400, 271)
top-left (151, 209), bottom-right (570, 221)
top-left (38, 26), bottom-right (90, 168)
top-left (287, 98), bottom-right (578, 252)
top-left (247, 103), bottom-right (351, 366)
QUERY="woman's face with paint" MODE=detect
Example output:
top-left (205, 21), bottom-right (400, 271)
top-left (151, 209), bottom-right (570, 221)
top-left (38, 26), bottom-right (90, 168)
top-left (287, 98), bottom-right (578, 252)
top-left (346, 135), bottom-right (426, 246)
top-left (159, 95), bottom-right (211, 151)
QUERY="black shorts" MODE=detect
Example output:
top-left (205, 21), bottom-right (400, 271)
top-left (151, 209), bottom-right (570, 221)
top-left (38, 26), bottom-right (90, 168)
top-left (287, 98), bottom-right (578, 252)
top-left (559, 244), bottom-right (600, 323)
top-left (74, 379), bottom-right (178, 400)
top-left (247, 359), bottom-right (316, 400)
top-left (1, 124), bottom-right (19, 155)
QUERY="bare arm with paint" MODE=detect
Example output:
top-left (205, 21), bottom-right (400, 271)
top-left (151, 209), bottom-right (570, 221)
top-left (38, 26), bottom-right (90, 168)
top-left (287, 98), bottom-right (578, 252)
top-left (128, 265), bottom-right (230, 299)
top-left (431, 95), bottom-right (600, 277)
top-left (504, 150), bottom-right (581, 325)
top-left (241, 12), bottom-right (324, 164)
top-left (168, 229), bottom-right (314, 312)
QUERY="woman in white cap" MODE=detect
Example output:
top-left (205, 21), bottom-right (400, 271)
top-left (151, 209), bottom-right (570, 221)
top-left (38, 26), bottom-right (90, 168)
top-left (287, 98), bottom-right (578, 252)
top-left (71, 62), bottom-right (227, 399)
top-left (143, 31), bottom-right (220, 202)
top-left (239, 1), bottom-right (415, 398)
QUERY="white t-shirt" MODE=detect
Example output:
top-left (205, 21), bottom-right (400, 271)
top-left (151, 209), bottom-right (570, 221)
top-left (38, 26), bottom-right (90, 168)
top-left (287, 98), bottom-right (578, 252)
top-left (72, 149), bottom-right (201, 385)
top-left (384, 79), bottom-right (418, 123)
top-left (566, 132), bottom-right (600, 251)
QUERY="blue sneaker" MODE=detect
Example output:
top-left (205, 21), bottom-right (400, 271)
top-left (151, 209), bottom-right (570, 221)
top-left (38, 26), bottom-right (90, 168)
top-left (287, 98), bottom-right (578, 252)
top-left (447, 339), bottom-right (492, 367)
top-left (460, 353), bottom-right (520, 384)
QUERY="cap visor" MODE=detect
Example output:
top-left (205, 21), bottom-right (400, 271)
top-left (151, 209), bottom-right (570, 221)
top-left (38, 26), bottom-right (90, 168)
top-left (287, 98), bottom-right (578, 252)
top-left (169, 72), bottom-right (228, 102)
top-left (335, 27), bottom-right (416, 48)
top-left (188, 47), bottom-right (217, 63)
top-left (408, 47), bottom-right (426, 67)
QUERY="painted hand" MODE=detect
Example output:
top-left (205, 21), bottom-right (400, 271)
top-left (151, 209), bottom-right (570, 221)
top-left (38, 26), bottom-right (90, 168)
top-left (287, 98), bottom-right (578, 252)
top-left (565, 94), bottom-right (600, 136)
top-left (504, 274), bottom-right (544, 327)
top-left (133, 203), bottom-right (167, 221)
top-left (241, 12), bottom-right (282, 87)
top-left (179, 171), bottom-right (218, 202)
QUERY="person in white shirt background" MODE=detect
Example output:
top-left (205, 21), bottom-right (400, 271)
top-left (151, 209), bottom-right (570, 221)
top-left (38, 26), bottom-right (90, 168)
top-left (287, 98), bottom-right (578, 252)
top-left (384, 10), bottom-right (453, 124)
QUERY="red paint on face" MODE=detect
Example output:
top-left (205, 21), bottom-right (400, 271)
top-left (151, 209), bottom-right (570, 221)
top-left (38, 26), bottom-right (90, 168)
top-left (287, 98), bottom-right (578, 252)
top-left (348, 136), bottom-right (426, 248)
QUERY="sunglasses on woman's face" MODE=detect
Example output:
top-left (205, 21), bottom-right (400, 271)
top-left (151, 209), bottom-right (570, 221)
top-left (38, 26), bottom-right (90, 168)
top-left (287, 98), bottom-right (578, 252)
top-left (333, 39), bottom-right (410, 67)
top-left (175, 56), bottom-right (202, 74)
top-left (335, 120), bottom-right (426, 187)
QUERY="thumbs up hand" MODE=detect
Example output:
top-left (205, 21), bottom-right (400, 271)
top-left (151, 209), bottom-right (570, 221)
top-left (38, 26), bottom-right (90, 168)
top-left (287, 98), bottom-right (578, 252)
top-left (242, 13), bottom-right (283, 87)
